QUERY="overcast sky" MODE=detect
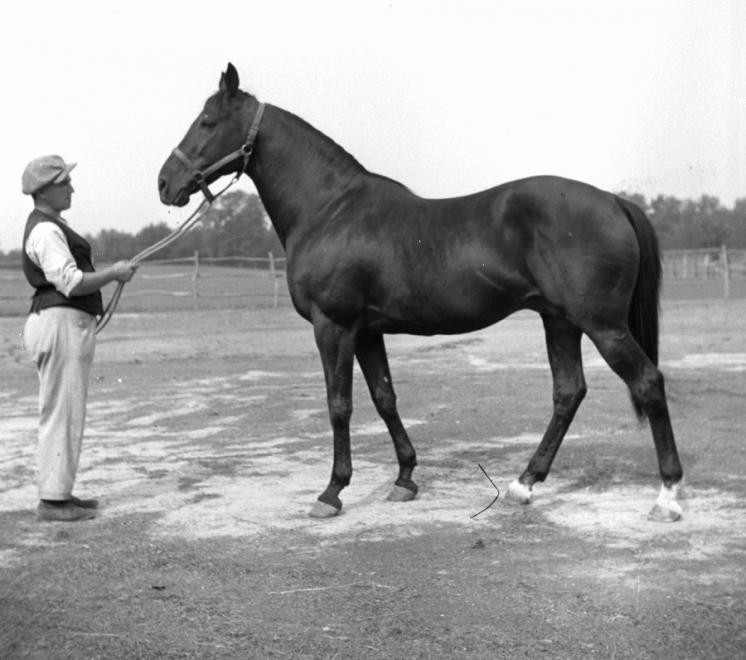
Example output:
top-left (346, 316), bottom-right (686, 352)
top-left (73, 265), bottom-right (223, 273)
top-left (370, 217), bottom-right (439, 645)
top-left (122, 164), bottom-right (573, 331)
top-left (2, 0), bottom-right (744, 252)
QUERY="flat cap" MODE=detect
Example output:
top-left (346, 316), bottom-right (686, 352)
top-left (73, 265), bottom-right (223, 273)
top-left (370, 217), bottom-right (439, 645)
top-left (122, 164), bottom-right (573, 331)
top-left (22, 154), bottom-right (76, 195)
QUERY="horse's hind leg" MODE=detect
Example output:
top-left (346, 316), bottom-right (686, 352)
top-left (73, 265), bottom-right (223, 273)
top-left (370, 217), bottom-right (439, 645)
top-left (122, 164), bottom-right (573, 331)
top-left (508, 315), bottom-right (587, 503)
top-left (355, 331), bottom-right (418, 501)
top-left (587, 325), bottom-right (683, 521)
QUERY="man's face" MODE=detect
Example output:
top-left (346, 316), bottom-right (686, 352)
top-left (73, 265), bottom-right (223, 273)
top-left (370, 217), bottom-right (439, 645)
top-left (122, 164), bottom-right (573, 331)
top-left (36, 177), bottom-right (74, 212)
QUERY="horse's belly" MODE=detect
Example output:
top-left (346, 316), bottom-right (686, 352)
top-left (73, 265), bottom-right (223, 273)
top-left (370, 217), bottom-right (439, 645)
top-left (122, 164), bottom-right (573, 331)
top-left (366, 287), bottom-right (518, 335)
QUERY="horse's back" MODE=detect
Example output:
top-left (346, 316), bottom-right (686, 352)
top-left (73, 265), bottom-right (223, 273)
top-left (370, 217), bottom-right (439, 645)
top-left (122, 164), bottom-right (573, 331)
top-left (396, 174), bottom-right (642, 314)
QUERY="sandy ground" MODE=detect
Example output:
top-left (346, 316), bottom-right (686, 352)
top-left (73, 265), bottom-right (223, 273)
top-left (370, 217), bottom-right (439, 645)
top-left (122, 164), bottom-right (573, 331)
top-left (1, 299), bottom-right (745, 658)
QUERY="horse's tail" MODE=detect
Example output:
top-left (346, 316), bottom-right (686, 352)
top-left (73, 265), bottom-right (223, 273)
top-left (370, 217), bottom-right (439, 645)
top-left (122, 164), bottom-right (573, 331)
top-left (615, 195), bottom-right (662, 420)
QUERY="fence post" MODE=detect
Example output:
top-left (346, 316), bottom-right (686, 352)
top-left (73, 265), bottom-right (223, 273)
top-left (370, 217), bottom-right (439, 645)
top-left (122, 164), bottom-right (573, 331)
top-left (192, 250), bottom-right (200, 310)
top-left (268, 252), bottom-right (279, 307)
top-left (721, 244), bottom-right (730, 299)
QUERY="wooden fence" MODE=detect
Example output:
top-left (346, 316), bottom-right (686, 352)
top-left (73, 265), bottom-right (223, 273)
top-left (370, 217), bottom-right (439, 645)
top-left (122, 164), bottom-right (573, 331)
top-left (0, 252), bottom-right (288, 316)
top-left (125, 252), bottom-right (288, 310)
top-left (662, 246), bottom-right (746, 299)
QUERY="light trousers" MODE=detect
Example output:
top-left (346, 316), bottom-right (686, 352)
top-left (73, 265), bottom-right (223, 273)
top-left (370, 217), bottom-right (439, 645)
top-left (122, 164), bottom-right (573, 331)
top-left (23, 306), bottom-right (96, 500)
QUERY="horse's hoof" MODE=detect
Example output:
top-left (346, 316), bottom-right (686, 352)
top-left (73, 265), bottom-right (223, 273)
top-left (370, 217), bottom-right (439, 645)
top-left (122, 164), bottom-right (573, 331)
top-left (647, 483), bottom-right (683, 522)
top-left (309, 500), bottom-right (341, 519)
top-left (387, 485), bottom-right (417, 502)
top-left (507, 479), bottom-right (533, 504)
top-left (647, 504), bottom-right (682, 522)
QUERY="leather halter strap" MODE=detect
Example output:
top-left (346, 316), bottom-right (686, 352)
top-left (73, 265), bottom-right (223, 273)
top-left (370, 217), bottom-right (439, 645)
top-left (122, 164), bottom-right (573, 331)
top-left (172, 102), bottom-right (265, 203)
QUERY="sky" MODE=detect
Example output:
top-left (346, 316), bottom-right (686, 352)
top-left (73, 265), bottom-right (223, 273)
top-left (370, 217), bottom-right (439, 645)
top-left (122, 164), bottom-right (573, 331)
top-left (2, 0), bottom-right (744, 253)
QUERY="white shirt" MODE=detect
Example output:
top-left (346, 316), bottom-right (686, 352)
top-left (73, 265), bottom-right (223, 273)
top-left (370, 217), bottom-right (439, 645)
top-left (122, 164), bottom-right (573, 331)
top-left (25, 218), bottom-right (84, 298)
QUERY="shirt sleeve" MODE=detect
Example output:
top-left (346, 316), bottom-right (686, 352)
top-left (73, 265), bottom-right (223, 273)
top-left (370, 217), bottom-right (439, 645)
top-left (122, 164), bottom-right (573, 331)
top-left (25, 222), bottom-right (84, 297)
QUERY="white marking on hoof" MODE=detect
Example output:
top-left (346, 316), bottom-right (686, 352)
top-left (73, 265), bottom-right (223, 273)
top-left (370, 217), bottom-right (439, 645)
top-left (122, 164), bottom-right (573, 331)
top-left (647, 483), bottom-right (683, 522)
top-left (387, 485), bottom-right (416, 502)
top-left (308, 501), bottom-right (341, 519)
top-left (507, 479), bottom-right (533, 505)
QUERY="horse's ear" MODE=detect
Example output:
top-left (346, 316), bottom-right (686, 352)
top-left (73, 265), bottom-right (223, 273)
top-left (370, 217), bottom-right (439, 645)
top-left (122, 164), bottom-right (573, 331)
top-left (220, 63), bottom-right (240, 95)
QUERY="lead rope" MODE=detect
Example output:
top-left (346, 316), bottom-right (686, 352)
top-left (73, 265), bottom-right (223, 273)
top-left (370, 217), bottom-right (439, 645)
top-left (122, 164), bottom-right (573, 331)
top-left (95, 175), bottom-right (238, 334)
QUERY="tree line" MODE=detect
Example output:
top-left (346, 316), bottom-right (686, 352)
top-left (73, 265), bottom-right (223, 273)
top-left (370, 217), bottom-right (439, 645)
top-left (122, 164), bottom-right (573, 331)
top-left (617, 192), bottom-right (746, 250)
top-left (3, 188), bottom-right (746, 262)
top-left (87, 190), bottom-right (285, 263)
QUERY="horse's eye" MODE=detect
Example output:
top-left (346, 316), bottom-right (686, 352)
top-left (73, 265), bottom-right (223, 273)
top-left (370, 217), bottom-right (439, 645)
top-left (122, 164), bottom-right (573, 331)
top-left (200, 115), bottom-right (216, 128)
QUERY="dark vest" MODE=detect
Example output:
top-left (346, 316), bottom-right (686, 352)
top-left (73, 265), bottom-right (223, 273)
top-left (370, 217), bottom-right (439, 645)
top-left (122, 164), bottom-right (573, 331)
top-left (22, 210), bottom-right (103, 316)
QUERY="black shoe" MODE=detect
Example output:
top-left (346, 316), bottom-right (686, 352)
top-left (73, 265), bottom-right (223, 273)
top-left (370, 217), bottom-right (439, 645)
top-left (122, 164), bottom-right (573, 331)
top-left (69, 495), bottom-right (99, 509)
top-left (37, 500), bottom-right (96, 522)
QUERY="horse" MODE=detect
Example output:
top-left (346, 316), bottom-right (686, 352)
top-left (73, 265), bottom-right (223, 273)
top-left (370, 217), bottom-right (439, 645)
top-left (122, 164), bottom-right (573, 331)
top-left (157, 63), bottom-right (683, 522)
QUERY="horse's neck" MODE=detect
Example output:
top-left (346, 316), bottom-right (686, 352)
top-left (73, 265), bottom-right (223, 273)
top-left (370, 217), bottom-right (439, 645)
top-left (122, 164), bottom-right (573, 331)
top-left (248, 105), bottom-right (365, 242)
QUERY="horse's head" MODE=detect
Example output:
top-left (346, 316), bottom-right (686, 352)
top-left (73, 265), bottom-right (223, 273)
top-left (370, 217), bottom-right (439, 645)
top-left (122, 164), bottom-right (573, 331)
top-left (158, 63), bottom-right (261, 206)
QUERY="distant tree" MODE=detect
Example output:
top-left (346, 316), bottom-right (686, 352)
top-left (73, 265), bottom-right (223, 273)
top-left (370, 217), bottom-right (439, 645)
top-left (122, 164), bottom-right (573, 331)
top-left (651, 194), bottom-right (737, 249)
top-left (679, 196), bottom-right (729, 248)
top-left (134, 223), bottom-right (171, 257)
top-left (89, 229), bottom-right (138, 262)
top-left (648, 195), bottom-right (684, 248)
top-left (130, 223), bottom-right (199, 261)
top-left (196, 190), bottom-right (283, 259)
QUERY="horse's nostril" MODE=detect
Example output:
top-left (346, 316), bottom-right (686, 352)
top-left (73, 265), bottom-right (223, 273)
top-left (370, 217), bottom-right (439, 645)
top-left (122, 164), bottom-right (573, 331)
top-left (158, 178), bottom-right (166, 192)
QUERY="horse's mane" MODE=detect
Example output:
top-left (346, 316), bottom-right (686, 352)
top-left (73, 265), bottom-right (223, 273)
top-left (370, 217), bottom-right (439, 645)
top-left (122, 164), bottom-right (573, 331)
top-left (213, 86), bottom-right (411, 193)
top-left (268, 101), bottom-right (412, 193)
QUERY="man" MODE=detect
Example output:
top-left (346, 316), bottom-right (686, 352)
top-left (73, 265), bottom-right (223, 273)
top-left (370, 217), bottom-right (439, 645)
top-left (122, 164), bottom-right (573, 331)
top-left (21, 154), bottom-right (138, 522)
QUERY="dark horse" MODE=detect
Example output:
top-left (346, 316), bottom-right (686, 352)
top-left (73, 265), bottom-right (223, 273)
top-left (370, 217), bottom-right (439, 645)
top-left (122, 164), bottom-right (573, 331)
top-left (158, 64), bottom-right (683, 522)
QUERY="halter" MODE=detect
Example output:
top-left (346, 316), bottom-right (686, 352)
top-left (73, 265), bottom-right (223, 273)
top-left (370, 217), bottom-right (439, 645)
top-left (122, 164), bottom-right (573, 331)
top-left (96, 102), bottom-right (265, 335)
top-left (171, 102), bottom-right (265, 203)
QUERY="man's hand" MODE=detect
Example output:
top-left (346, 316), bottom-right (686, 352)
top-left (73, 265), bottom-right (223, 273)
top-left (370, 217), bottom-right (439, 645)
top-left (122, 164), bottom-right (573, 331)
top-left (110, 260), bottom-right (138, 283)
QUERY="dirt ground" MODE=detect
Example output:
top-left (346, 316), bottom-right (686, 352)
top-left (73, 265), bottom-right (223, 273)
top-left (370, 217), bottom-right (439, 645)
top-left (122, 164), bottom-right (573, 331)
top-left (1, 296), bottom-right (745, 659)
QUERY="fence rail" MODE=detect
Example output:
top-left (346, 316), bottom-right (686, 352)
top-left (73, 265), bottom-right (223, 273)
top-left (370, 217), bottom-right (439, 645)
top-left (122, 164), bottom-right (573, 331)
top-left (125, 252), bottom-right (288, 309)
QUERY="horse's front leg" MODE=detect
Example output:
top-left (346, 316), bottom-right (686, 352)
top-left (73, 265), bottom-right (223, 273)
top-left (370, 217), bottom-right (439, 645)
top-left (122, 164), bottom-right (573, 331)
top-left (355, 331), bottom-right (418, 502)
top-left (309, 311), bottom-right (357, 518)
